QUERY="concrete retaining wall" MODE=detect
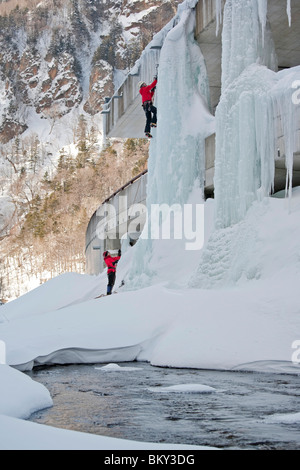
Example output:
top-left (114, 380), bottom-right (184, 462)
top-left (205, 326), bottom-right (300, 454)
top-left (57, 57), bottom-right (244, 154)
top-left (85, 171), bottom-right (148, 275)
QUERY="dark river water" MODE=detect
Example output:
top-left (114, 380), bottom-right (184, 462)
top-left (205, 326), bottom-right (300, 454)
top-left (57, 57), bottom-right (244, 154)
top-left (27, 362), bottom-right (300, 450)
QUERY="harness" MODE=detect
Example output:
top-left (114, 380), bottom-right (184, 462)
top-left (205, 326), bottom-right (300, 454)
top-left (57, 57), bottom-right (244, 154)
top-left (142, 100), bottom-right (153, 112)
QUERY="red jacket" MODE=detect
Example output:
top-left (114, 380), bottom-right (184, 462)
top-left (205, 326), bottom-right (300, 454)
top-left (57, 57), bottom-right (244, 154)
top-left (140, 79), bottom-right (157, 103)
top-left (103, 254), bottom-right (121, 274)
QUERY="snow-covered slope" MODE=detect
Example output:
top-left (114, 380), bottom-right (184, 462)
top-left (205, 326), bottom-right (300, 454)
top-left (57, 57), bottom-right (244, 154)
top-left (1, 188), bottom-right (300, 374)
top-left (0, 183), bottom-right (300, 448)
top-left (0, 0), bottom-right (299, 450)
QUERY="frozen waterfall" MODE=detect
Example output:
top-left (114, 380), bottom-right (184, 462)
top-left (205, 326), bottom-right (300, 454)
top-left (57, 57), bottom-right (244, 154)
top-left (147, 5), bottom-right (214, 207)
top-left (192, 0), bottom-right (299, 288)
top-left (124, 0), bottom-right (298, 290)
top-left (214, 0), bottom-right (298, 229)
top-left (125, 1), bottom-right (215, 288)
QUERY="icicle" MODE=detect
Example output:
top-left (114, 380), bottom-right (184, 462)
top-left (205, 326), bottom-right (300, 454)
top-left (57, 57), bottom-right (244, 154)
top-left (257, 0), bottom-right (292, 33)
top-left (215, 0), bottom-right (223, 36)
top-left (215, 0), bottom-right (278, 229)
top-left (273, 68), bottom-right (300, 204)
top-left (221, 0), bottom-right (277, 93)
top-left (257, 0), bottom-right (268, 45)
top-left (286, 0), bottom-right (292, 27)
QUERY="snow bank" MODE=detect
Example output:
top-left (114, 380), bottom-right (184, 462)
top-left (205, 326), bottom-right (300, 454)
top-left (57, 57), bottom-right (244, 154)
top-left (1, 190), bottom-right (300, 375)
top-left (0, 365), bottom-right (52, 419)
top-left (0, 283), bottom-right (177, 370)
top-left (0, 415), bottom-right (214, 451)
top-left (192, 187), bottom-right (300, 288)
top-left (0, 272), bottom-right (101, 322)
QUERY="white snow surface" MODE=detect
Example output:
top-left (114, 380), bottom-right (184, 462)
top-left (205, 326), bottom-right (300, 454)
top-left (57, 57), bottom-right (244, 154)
top-left (0, 188), bottom-right (300, 449)
top-left (96, 363), bottom-right (144, 371)
top-left (1, 188), bottom-right (300, 449)
top-left (265, 412), bottom-right (300, 425)
top-left (0, 414), bottom-right (212, 451)
top-left (0, 365), bottom-right (52, 419)
top-left (148, 384), bottom-right (218, 394)
top-left (0, 0), bottom-right (299, 451)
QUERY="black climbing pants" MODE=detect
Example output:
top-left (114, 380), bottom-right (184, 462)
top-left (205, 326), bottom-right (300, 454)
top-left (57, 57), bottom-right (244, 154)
top-left (107, 271), bottom-right (116, 295)
top-left (143, 101), bottom-right (157, 133)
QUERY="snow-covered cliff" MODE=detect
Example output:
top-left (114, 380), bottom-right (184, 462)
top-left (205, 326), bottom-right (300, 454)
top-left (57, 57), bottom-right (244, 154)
top-left (0, 0), bottom-right (180, 146)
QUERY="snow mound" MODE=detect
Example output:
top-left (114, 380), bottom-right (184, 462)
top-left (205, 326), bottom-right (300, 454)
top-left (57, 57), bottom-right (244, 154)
top-left (191, 187), bottom-right (300, 288)
top-left (95, 363), bottom-right (144, 371)
top-left (265, 412), bottom-right (300, 425)
top-left (148, 384), bottom-right (217, 394)
top-left (0, 272), bottom-right (101, 322)
top-left (0, 365), bottom-right (52, 419)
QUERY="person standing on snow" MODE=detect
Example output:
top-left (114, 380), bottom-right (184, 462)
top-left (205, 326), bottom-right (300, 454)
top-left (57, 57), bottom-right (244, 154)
top-left (103, 249), bottom-right (121, 295)
top-left (139, 76), bottom-right (157, 138)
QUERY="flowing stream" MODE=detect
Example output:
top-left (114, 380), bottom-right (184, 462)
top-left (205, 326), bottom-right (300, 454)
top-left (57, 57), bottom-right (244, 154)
top-left (27, 362), bottom-right (300, 450)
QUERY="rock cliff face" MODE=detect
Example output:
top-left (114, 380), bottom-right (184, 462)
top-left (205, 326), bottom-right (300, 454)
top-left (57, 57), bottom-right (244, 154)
top-left (0, 0), bottom-right (180, 144)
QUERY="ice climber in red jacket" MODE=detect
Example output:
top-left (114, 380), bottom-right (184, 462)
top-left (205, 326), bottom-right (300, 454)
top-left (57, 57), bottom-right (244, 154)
top-left (103, 249), bottom-right (121, 295)
top-left (139, 76), bottom-right (157, 138)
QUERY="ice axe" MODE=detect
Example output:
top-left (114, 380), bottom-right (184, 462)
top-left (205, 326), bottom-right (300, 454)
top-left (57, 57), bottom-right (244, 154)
top-left (153, 64), bottom-right (159, 83)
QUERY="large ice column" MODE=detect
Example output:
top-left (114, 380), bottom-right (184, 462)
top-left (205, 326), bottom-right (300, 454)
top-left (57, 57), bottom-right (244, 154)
top-left (191, 0), bottom-right (299, 288)
top-left (125, 1), bottom-right (215, 288)
top-left (148, 4), bottom-right (214, 207)
top-left (221, 0), bottom-right (277, 91)
top-left (214, 0), bottom-right (278, 229)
